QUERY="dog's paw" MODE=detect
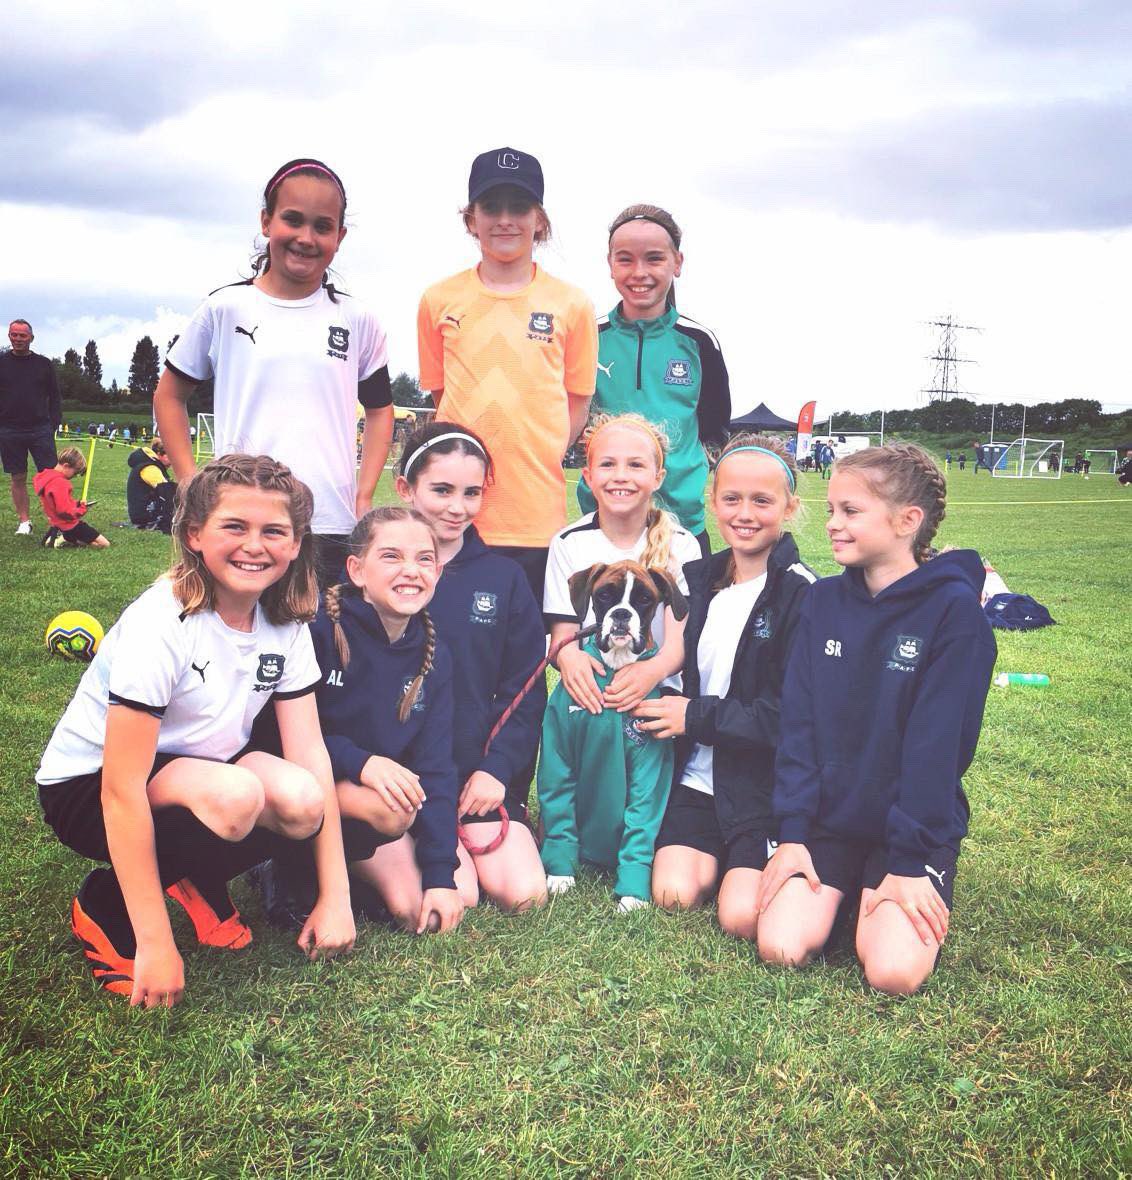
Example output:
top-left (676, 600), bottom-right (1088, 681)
top-left (546, 875), bottom-right (576, 895)
top-left (616, 895), bottom-right (649, 913)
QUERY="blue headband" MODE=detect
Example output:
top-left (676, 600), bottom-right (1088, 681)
top-left (717, 445), bottom-right (796, 492)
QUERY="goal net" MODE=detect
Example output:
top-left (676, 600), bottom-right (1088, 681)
top-left (194, 413), bottom-right (215, 462)
top-left (992, 437), bottom-right (1064, 479)
top-left (1085, 449), bottom-right (1117, 475)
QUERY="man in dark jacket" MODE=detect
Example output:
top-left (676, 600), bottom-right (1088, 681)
top-left (1, 319), bottom-right (60, 536)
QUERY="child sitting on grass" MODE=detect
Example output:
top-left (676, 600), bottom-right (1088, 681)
top-left (33, 446), bottom-right (109, 549)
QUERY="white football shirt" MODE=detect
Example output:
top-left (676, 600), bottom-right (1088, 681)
top-left (37, 580), bottom-right (321, 785)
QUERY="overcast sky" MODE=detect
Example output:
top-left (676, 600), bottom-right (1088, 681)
top-left (4, 0), bottom-right (1130, 421)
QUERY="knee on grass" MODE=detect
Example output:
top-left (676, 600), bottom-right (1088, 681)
top-left (651, 875), bottom-right (711, 912)
top-left (717, 896), bottom-right (758, 942)
top-left (860, 953), bottom-right (934, 996)
top-left (758, 930), bottom-right (820, 969)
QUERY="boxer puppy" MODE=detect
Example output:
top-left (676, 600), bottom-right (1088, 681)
top-left (540, 561), bottom-right (688, 911)
top-left (568, 560), bottom-right (688, 670)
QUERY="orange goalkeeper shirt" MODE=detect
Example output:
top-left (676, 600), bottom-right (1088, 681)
top-left (418, 265), bottom-right (597, 548)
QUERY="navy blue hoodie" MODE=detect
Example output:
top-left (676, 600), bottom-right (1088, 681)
top-left (427, 526), bottom-right (545, 791)
top-left (774, 549), bottom-right (996, 876)
top-left (310, 594), bottom-right (459, 891)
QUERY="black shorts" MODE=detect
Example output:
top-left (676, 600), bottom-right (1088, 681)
top-left (60, 521), bottom-right (101, 545)
top-left (486, 545), bottom-right (548, 613)
top-left (340, 816), bottom-right (401, 863)
top-left (656, 783), bottom-right (773, 874)
top-left (39, 752), bottom-right (197, 860)
top-left (802, 834), bottom-right (959, 909)
top-left (0, 426), bottom-right (57, 475)
top-left (459, 791), bottom-right (532, 830)
top-left (313, 533), bottom-right (351, 593)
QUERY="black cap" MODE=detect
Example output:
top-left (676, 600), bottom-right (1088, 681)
top-left (468, 147), bottom-right (544, 204)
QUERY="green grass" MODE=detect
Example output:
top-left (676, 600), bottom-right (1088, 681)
top-left (1, 442), bottom-right (1129, 1178)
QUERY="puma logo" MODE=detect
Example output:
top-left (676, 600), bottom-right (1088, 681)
top-left (443, 314), bottom-right (465, 328)
top-left (191, 660), bottom-right (210, 683)
top-left (235, 325), bottom-right (258, 344)
top-left (924, 864), bottom-right (946, 886)
top-left (596, 360), bottom-right (615, 378)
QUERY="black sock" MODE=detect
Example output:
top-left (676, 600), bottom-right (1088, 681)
top-left (78, 868), bottom-right (137, 958)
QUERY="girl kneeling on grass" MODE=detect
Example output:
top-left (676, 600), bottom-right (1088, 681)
top-left (312, 507), bottom-right (472, 935)
top-left (755, 444), bottom-right (997, 994)
top-left (636, 434), bottom-right (816, 940)
top-left (395, 423), bottom-right (548, 911)
top-left (36, 454), bottom-right (355, 1007)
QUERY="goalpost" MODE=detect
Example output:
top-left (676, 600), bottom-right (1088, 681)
top-left (1085, 449), bottom-right (1117, 475)
top-left (992, 437), bottom-right (1064, 479)
top-left (194, 413), bottom-right (216, 462)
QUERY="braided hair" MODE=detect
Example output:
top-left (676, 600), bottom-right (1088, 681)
top-left (834, 443), bottom-right (947, 564)
top-left (325, 506), bottom-right (439, 722)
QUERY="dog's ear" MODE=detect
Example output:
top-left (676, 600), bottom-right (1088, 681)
top-left (568, 563), bottom-right (606, 623)
top-left (648, 569), bottom-right (689, 621)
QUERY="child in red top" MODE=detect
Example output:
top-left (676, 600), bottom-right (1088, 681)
top-left (33, 447), bottom-right (109, 549)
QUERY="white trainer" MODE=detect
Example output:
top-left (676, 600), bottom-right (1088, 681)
top-left (616, 896), bottom-right (649, 914)
top-left (546, 875), bottom-right (576, 895)
top-left (15, 520), bottom-right (32, 535)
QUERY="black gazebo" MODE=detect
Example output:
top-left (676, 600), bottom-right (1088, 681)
top-left (727, 402), bottom-right (796, 433)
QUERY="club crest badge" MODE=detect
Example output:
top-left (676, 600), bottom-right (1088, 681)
top-left (751, 609), bottom-right (772, 640)
top-left (470, 591), bottom-right (498, 624)
top-left (887, 634), bottom-right (923, 671)
top-left (327, 325), bottom-right (350, 360)
top-left (664, 358), bottom-right (693, 386)
top-left (623, 717), bottom-right (648, 748)
top-left (254, 653), bottom-right (285, 691)
top-left (527, 312), bottom-right (554, 340)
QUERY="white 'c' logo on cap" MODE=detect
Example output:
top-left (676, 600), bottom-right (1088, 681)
top-left (498, 152), bottom-right (520, 169)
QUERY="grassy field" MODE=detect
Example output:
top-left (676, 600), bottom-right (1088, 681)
top-left (1, 441), bottom-right (1129, 1178)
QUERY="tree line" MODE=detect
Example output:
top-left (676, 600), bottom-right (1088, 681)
top-left (826, 396), bottom-right (1125, 437)
top-left (40, 336), bottom-right (1127, 439)
top-left (52, 337), bottom-right (162, 406)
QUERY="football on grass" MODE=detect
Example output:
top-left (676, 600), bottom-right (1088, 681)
top-left (45, 611), bottom-right (104, 662)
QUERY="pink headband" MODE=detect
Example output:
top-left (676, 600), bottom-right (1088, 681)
top-left (269, 163), bottom-right (345, 200)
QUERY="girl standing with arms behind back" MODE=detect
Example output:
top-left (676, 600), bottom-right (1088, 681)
top-left (417, 147), bottom-right (597, 602)
top-left (578, 204), bottom-right (731, 557)
top-left (756, 444), bottom-right (996, 994)
top-left (155, 158), bottom-right (394, 588)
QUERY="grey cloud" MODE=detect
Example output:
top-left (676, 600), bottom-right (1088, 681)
top-left (714, 97), bottom-right (1132, 232)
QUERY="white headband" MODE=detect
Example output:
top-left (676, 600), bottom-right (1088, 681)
top-left (403, 431), bottom-right (487, 478)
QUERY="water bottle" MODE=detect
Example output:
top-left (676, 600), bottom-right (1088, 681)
top-left (993, 673), bottom-right (1050, 687)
